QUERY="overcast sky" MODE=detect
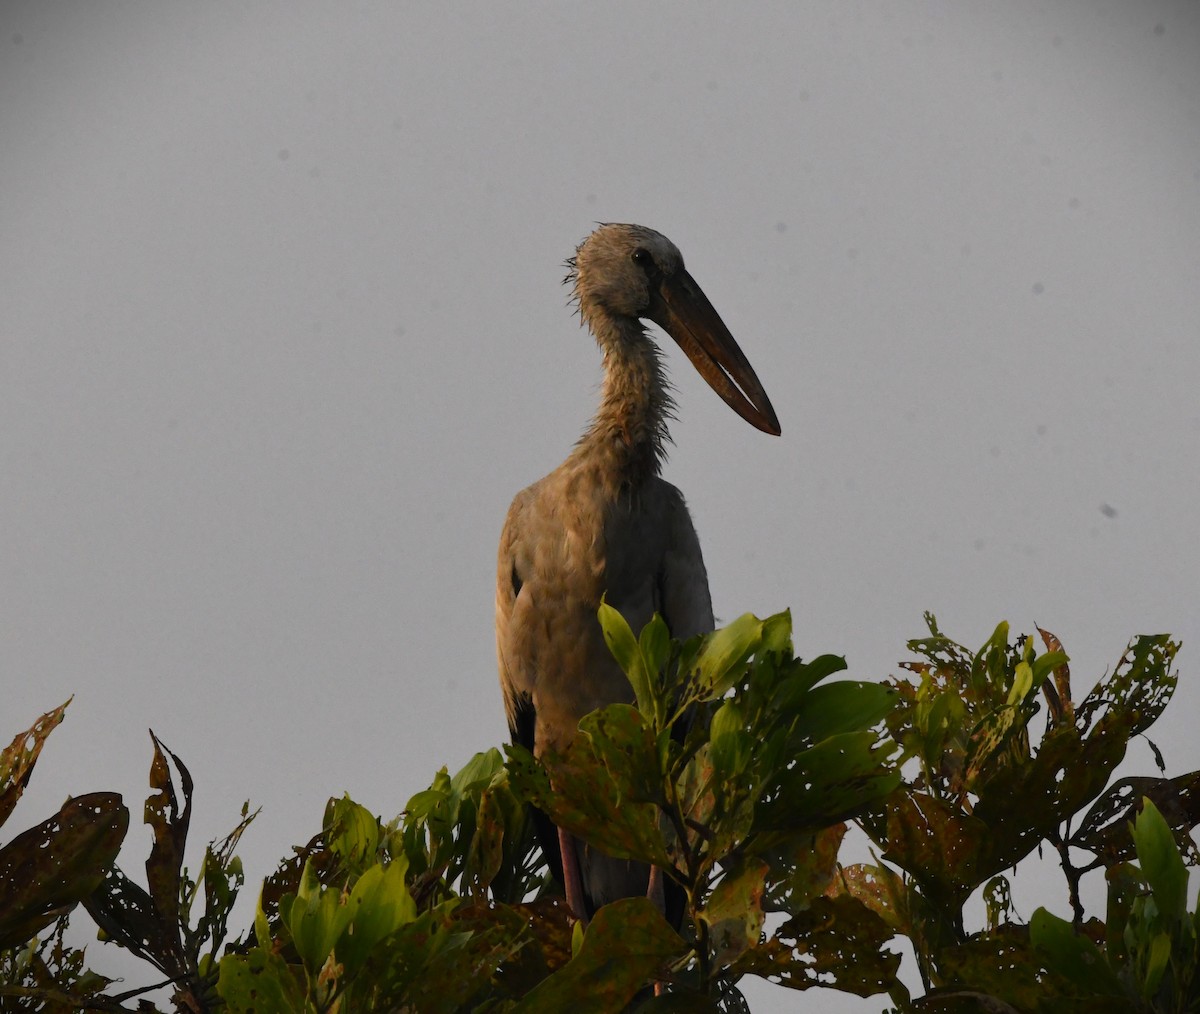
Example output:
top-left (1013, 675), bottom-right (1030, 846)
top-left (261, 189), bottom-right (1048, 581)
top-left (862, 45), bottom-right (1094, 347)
top-left (4, 3), bottom-right (1199, 1009)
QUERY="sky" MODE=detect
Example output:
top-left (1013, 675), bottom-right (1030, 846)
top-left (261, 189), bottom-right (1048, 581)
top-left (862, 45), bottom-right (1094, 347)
top-left (3, 2), bottom-right (1199, 1009)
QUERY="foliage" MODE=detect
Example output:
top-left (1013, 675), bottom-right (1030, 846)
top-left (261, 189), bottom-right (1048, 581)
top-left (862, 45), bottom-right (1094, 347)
top-left (844, 614), bottom-right (1198, 1012)
top-left (1027, 798), bottom-right (1200, 1011)
top-left (0, 612), bottom-right (1196, 1012)
top-left (507, 606), bottom-right (902, 1002)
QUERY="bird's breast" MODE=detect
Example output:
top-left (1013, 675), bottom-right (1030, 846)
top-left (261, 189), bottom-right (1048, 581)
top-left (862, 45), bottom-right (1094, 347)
top-left (507, 474), bottom-right (667, 753)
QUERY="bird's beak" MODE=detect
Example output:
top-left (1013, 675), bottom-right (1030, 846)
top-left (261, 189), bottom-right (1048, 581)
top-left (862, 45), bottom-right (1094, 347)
top-left (648, 271), bottom-right (781, 436)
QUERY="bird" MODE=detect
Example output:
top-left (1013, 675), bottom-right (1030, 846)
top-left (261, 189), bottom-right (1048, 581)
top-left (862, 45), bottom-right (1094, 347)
top-left (495, 223), bottom-right (780, 924)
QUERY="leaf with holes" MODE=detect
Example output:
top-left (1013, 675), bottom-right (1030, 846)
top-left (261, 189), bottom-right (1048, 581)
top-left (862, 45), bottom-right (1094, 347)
top-left (753, 823), bottom-right (845, 916)
top-left (732, 894), bottom-right (899, 996)
top-left (702, 859), bottom-right (768, 968)
top-left (0, 700), bottom-right (71, 831)
top-left (0, 792), bottom-right (128, 950)
top-left (217, 944), bottom-right (306, 1014)
top-left (873, 791), bottom-right (988, 909)
top-left (1070, 772), bottom-right (1200, 865)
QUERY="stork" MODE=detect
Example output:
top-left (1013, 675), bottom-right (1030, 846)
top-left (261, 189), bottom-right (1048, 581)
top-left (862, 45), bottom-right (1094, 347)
top-left (495, 223), bottom-right (779, 924)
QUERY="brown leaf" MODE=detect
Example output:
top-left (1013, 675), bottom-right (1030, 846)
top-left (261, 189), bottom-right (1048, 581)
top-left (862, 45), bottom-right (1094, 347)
top-left (142, 732), bottom-right (192, 972)
top-left (1037, 626), bottom-right (1072, 725)
top-left (0, 699), bottom-right (71, 830)
top-left (0, 792), bottom-right (128, 949)
top-left (970, 715), bottom-right (1131, 876)
top-left (757, 823), bottom-right (846, 915)
top-left (834, 862), bottom-right (911, 936)
top-left (1074, 635), bottom-right (1178, 739)
top-left (732, 894), bottom-right (899, 997)
top-left (1070, 770), bottom-right (1200, 865)
top-left (83, 865), bottom-right (166, 971)
top-left (879, 791), bottom-right (988, 908)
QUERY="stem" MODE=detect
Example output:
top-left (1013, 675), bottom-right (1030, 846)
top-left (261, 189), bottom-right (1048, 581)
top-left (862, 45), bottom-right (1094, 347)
top-left (1048, 826), bottom-right (1086, 926)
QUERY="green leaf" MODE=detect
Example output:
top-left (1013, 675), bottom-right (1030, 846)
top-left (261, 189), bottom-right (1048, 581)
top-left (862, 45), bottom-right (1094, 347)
top-left (639, 613), bottom-right (672, 683)
top-left (510, 897), bottom-right (685, 1012)
top-left (506, 736), bottom-right (671, 868)
top-left (218, 945), bottom-right (307, 1014)
top-left (760, 610), bottom-right (793, 656)
top-left (702, 860), bottom-right (768, 967)
top-left (709, 700), bottom-right (752, 781)
top-left (325, 795), bottom-right (380, 870)
top-left (755, 732), bottom-right (899, 833)
top-left (1142, 930), bottom-right (1173, 999)
top-left (283, 858), bottom-right (342, 972)
top-left (692, 613), bottom-right (764, 698)
top-left (450, 746), bottom-right (508, 796)
top-left (788, 682), bottom-right (896, 744)
top-left (254, 890), bottom-right (272, 949)
top-left (336, 858), bottom-right (417, 978)
top-left (370, 903), bottom-right (536, 1011)
top-left (1131, 797), bottom-right (1188, 924)
top-left (1031, 650), bottom-right (1070, 691)
top-left (935, 930), bottom-right (1091, 1011)
top-left (770, 655), bottom-right (850, 714)
top-left (1007, 660), bottom-right (1033, 705)
top-left (1029, 907), bottom-right (1125, 996)
top-left (466, 786), bottom-right (506, 897)
top-left (598, 600), bottom-right (654, 717)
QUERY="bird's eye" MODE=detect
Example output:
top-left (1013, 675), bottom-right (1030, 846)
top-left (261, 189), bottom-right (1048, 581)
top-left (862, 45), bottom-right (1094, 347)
top-left (631, 248), bottom-right (654, 268)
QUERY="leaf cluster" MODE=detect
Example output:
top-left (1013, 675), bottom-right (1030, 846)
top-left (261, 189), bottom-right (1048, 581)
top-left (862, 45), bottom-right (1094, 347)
top-left (843, 614), bottom-right (1199, 1012)
top-left (1, 611), bottom-right (1197, 1012)
top-left (508, 606), bottom-right (903, 1001)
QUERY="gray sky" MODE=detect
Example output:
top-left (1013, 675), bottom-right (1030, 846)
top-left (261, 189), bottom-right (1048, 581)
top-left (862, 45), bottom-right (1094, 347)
top-left (4, 2), bottom-right (1199, 1009)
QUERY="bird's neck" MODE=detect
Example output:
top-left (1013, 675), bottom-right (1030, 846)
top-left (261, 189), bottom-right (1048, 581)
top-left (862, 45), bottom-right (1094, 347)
top-left (572, 315), bottom-right (673, 491)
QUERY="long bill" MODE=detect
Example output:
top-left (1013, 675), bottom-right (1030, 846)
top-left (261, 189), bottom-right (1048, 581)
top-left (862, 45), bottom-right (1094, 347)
top-left (647, 270), bottom-right (782, 436)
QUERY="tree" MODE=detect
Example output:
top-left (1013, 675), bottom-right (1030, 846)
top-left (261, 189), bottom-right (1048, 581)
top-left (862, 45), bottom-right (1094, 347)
top-left (1, 612), bottom-right (1197, 1011)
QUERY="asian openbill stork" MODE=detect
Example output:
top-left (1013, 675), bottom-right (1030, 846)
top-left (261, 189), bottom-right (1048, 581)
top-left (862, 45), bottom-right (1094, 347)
top-left (495, 223), bottom-right (780, 923)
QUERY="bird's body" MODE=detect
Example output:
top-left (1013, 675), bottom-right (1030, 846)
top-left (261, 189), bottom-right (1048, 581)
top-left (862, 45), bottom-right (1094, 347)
top-left (495, 224), bottom-right (779, 918)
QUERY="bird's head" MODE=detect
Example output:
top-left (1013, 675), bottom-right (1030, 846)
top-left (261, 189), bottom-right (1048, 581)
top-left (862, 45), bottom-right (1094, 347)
top-left (566, 223), bottom-right (781, 437)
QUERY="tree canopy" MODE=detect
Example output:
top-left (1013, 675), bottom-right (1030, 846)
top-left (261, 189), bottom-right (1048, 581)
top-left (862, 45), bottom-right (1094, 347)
top-left (1, 611), bottom-right (1197, 1011)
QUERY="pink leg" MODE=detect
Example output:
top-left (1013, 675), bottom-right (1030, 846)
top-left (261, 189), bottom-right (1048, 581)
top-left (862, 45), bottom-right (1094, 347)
top-left (646, 864), bottom-right (664, 912)
top-left (558, 825), bottom-right (588, 925)
top-left (647, 865), bottom-right (667, 995)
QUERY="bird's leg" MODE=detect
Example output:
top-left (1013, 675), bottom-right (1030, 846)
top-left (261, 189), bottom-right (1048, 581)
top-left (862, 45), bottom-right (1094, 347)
top-left (646, 864), bottom-right (664, 912)
top-left (646, 865), bottom-right (667, 996)
top-left (558, 825), bottom-right (589, 926)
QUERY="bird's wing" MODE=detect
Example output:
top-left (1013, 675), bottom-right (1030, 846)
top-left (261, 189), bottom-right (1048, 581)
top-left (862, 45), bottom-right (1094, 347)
top-left (495, 484), bottom-right (568, 889)
top-left (496, 487), bottom-right (537, 751)
top-left (655, 481), bottom-right (715, 640)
